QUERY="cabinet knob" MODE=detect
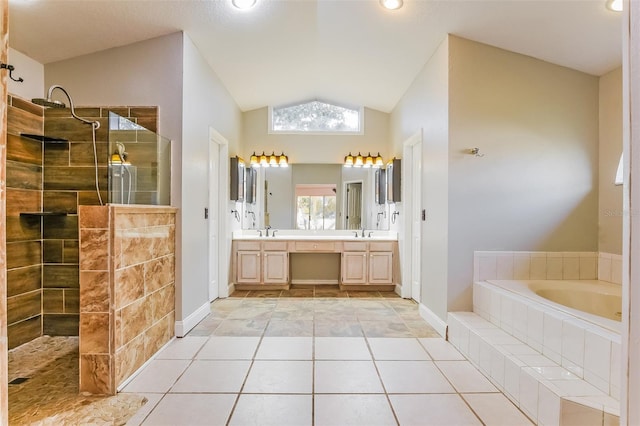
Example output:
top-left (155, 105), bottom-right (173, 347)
top-left (314, 244), bottom-right (317, 249)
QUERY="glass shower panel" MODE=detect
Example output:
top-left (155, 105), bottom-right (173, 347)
top-left (107, 112), bottom-right (171, 205)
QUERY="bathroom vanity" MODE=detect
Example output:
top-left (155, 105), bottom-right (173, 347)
top-left (231, 231), bottom-right (399, 292)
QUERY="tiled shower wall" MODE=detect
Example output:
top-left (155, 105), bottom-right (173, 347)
top-left (6, 95), bottom-right (44, 349)
top-left (41, 104), bottom-right (158, 337)
top-left (5, 94), bottom-right (159, 348)
top-left (79, 205), bottom-right (176, 395)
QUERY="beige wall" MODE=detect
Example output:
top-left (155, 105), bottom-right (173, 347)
top-left (598, 67), bottom-right (623, 255)
top-left (447, 36), bottom-right (599, 312)
top-left (181, 34), bottom-right (242, 319)
top-left (390, 35), bottom-right (600, 321)
top-left (242, 106), bottom-right (390, 164)
top-left (390, 37), bottom-right (450, 320)
top-left (7, 47), bottom-right (43, 101)
top-left (44, 32), bottom-right (243, 326)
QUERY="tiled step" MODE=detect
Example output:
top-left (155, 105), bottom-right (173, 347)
top-left (448, 312), bottom-right (619, 426)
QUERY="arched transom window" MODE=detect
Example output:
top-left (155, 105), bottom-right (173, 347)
top-left (270, 100), bottom-right (362, 134)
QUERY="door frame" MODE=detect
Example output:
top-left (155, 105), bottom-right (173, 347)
top-left (343, 179), bottom-right (364, 230)
top-left (402, 129), bottom-right (423, 301)
top-left (209, 127), bottom-right (229, 300)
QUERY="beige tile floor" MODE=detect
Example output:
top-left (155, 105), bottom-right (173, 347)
top-left (125, 293), bottom-right (534, 425)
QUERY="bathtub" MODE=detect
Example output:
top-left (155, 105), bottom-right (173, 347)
top-left (485, 279), bottom-right (621, 333)
top-left (473, 279), bottom-right (621, 399)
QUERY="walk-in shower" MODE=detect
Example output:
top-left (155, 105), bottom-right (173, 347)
top-left (32, 85), bottom-right (104, 205)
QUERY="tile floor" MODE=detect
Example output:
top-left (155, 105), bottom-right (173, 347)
top-left (125, 292), bottom-right (534, 425)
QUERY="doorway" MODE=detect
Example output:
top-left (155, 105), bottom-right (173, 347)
top-left (209, 128), bottom-right (229, 301)
top-left (403, 130), bottom-right (423, 302)
top-left (344, 181), bottom-right (363, 230)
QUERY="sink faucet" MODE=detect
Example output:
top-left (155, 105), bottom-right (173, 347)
top-left (361, 228), bottom-right (366, 238)
top-left (353, 231), bottom-right (359, 238)
top-left (265, 225), bottom-right (272, 237)
top-left (272, 229), bottom-right (278, 237)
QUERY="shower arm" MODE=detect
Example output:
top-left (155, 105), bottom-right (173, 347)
top-left (48, 85), bottom-right (101, 129)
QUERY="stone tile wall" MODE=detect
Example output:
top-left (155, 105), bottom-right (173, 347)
top-left (79, 205), bottom-right (176, 395)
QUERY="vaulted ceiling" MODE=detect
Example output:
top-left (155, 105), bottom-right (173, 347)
top-left (9, 0), bottom-right (622, 113)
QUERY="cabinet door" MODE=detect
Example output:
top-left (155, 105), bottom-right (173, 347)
top-left (237, 250), bottom-right (261, 284)
top-left (368, 252), bottom-right (393, 284)
top-left (341, 252), bottom-right (368, 284)
top-left (263, 251), bottom-right (288, 284)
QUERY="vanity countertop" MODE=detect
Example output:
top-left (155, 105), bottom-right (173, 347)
top-left (232, 230), bottom-right (398, 241)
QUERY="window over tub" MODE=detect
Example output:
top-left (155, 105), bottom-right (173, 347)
top-left (270, 100), bottom-right (363, 134)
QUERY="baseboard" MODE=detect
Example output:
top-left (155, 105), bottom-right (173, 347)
top-left (175, 302), bottom-right (210, 337)
top-left (226, 283), bottom-right (235, 298)
top-left (395, 284), bottom-right (402, 296)
top-left (419, 303), bottom-right (447, 338)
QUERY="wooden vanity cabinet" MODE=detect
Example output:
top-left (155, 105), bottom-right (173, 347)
top-left (341, 241), bottom-right (393, 286)
top-left (235, 241), bottom-right (289, 286)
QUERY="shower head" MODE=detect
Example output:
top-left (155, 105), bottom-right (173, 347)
top-left (32, 85), bottom-right (100, 129)
top-left (31, 98), bottom-right (66, 108)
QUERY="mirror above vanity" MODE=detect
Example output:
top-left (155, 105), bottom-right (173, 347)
top-left (238, 163), bottom-right (396, 232)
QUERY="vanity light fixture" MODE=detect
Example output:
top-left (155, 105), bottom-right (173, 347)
top-left (250, 151), bottom-right (288, 167)
top-left (344, 152), bottom-right (354, 167)
top-left (269, 152), bottom-right (278, 166)
top-left (380, 0), bottom-right (403, 10)
top-left (364, 153), bottom-right (374, 168)
top-left (374, 152), bottom-right (384, 168)
top-left (344, 152), bottom-right (383, 168)
top-left (606, 0), bottom-right (622, 11)
top-left (232, 0), bottom-right (257, 10)
top-left (278, 153), bottom-right (289, 167)
top-left (354, 152), bottom-right (364, 167)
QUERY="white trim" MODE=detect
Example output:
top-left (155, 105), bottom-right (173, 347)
top-left (402, 129), bottom-right (423, 302)
top-left (175, 302), bottom-right (210, 337)
top-left (117, 337), bottom-right (175, 391)
top-left (209, 127), bottom-right (230, 300)
top-left (227, 283), bottom-right (236, 298)
top-left (394, 284), bottom-right (402, 296)
top-left (419, 303), bottom-right (447, 338)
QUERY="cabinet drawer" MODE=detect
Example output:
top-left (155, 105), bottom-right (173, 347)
top-left (263, 241), bottom-right (288, 251)
top-left (235, 241), bottom-right (261, 251)
top-left (369, 241), bottom-right (394, 252)
top-left (343, 241), bottom-right (367, 251)
top-left (295, 241), bottom-right (336, 252)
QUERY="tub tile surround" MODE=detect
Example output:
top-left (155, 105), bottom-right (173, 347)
top-left (455, 250), bottom-right (624, 425)
top-left (79, 205), bottom-right (176, 395)
top-left (474, 251), bottom-right (622, 285)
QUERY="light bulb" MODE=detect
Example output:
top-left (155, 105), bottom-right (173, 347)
top-left (380, 0), bottom-right (403, 10)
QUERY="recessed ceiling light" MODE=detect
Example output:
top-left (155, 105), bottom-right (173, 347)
top-left (232, 0), bottom-right (256, 10)
top-left (606, 0), bottom-right (622, 12)
top-left (380, 0), bottom-right (403, 11)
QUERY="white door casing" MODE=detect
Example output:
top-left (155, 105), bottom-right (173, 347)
top-left (402, 129), bottom-right (423, 302)
top-left (209, 128), bottom-right (229, 301)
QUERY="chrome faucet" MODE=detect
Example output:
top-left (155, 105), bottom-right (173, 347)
top-left (353, 231), bottom-right (359, 237)
top-left (361, 228), bottom-right (366, 238)
top-left (272, 229), bottom-right (278, 237)
top-left (265, 225), bottom-right (272, 237)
